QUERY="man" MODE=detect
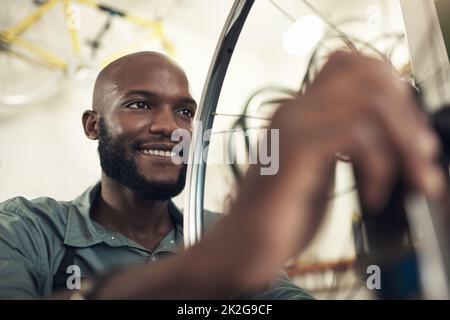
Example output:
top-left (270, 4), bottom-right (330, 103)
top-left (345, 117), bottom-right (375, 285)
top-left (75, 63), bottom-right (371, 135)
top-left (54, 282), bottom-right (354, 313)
top-left (0, 51), bottom-right (444, 299)
top-left (0, 51), bottom-right (311, 299)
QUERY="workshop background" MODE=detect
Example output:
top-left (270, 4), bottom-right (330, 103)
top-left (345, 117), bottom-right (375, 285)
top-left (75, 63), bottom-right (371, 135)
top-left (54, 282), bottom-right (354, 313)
top-left (0, 0), bottom-right (421, 299)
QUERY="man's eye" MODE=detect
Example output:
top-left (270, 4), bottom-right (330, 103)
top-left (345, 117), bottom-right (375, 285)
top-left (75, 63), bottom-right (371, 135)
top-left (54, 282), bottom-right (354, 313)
top-left (127, 101), bottom-right (150, 109)
top-left (176, 108), bottom-right (194, 118)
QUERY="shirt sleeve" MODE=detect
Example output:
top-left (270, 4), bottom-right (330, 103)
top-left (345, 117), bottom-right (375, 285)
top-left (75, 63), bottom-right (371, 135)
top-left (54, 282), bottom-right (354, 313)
top-left (0, 200), bottom-right (45, 299)
top-left (243, 271), bottom-right (315, 300)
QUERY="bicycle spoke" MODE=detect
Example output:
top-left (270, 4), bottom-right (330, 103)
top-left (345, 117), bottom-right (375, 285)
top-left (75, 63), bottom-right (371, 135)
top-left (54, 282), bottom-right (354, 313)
top-left (211, 112), bottom-right (271, 120)
top-left (267, 0), bottom-right (296, 22)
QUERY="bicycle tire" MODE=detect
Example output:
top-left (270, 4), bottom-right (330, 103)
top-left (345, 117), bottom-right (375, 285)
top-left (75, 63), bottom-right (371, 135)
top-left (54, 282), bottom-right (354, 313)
top-left (0, 0), bottom-right (71, 109)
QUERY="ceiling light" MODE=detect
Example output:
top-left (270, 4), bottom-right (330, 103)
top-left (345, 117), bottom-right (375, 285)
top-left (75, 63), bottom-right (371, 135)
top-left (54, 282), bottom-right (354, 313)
top-left (282, 14), bottom-right (324, 55)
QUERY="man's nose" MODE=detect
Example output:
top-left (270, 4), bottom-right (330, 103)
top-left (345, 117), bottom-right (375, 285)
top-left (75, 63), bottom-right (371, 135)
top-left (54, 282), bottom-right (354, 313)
top-left (149, 106), bottom-right (179, 137)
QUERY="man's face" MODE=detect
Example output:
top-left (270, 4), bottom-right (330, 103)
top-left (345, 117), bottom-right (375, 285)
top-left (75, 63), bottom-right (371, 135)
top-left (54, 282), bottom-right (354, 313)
top-left (97, 57), bottom-right (196, 200)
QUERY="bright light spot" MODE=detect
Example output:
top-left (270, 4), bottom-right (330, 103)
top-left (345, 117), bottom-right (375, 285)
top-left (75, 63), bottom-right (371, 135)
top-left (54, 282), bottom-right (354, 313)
top-left (282, 15), bottom-right (324, 55)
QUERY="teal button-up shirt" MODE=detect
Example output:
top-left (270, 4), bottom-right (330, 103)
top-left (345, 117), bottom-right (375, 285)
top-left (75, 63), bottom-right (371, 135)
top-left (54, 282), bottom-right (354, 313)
top-left (0, 182), bottom-right (313, 299)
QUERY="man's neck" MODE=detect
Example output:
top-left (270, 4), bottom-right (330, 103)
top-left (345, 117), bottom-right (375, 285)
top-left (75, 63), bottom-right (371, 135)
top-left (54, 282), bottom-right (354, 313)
top-left (90, 175), bottom-right (175, 250)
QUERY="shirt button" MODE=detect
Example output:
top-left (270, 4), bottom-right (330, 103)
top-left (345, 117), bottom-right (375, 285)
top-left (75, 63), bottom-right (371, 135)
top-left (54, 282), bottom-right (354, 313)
top-left (151, 256), bottom-right (157, 261)
top-left (111, 236), bottom-right (115, 240)
top-left (170, 240), bottom-right (175, 244)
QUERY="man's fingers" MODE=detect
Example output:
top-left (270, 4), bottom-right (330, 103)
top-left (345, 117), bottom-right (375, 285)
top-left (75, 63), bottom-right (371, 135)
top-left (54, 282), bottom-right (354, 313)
top-left (349, 122), bottom-right (397, 209)
top-left (361, 69), bottom-right (445, 199)
top-left (277, 52), bottom-right (446, 209)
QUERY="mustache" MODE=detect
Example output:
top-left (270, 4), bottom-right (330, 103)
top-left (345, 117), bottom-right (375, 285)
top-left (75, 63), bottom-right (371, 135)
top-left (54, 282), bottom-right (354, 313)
top-left (131, 137), bottom-right (191, 156)
top-left (130, 137), bottom-right (174, 150)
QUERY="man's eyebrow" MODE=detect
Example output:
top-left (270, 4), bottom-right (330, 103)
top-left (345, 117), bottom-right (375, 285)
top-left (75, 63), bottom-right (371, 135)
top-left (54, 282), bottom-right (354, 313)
top-left (123, 89), bottom-right (158, 98)
top-left (177, 97), bottom-right (197, 107)
top-left (123, 90), bottom-right (197, 107)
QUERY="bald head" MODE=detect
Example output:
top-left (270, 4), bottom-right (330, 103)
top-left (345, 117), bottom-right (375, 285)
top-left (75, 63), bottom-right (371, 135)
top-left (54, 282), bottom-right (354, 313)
top-left (83, 51), bottom-right (195, 200)
top-left (92, 51), bottom-right (189, 115)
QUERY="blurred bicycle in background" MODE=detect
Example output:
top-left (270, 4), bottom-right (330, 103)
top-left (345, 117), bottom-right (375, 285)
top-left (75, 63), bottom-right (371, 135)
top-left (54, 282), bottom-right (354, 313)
top-left (0, 0), bottom-right (176, 108)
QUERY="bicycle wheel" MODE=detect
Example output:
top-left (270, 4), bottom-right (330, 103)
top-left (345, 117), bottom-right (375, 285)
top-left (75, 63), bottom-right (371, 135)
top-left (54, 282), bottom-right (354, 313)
top-left (0, 0), bottom-right (71, 109)
top-left (184, 0), bottom-right (450, 300)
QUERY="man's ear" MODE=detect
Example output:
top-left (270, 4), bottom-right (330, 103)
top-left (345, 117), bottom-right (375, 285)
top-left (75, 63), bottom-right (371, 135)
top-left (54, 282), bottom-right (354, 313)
top-left (82, 110), bottom-right (100, 140)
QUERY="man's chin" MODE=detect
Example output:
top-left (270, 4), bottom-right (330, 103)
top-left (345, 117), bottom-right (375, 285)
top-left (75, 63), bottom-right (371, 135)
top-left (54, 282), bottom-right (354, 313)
top-left (133, 179), bottom-right (185, 200)
top-left (140, 174), bottom-right (181, 186)
top-left (137, 162), bottom-right (182, 178)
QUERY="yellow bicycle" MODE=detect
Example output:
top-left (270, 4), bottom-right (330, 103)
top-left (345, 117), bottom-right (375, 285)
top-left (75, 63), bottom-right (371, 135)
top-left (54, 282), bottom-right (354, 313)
top-left (0, 0), bottom-right (175, 107)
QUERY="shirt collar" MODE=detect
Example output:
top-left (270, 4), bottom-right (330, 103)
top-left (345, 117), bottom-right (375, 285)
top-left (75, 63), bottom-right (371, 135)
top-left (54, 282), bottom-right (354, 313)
top-left (64, 182), bottom-right (184, 251)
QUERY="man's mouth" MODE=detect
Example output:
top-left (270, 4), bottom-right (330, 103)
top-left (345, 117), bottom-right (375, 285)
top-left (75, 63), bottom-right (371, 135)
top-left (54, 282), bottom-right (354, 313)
top-left (136, 143), bottom-right (183, 160)
top-left (137, 148), bottom-right (176, 158)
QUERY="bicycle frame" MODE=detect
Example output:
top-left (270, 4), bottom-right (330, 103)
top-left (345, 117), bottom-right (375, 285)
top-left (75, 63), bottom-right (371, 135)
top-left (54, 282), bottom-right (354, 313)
top-left (0, 0), bottom-right (172, 71)
top-left (1, 0), bottom-right (68, 69)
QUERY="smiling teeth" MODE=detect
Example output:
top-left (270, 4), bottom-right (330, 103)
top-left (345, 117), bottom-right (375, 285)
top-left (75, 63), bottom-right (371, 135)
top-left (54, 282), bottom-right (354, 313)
top-left (140, 149), bottom-right (176, 157)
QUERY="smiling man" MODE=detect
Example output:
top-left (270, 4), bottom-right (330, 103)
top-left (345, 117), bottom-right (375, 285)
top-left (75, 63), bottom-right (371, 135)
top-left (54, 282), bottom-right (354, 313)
top-left (0, 50), bottom-right (443, 300)
top-left (85, 52), bottom-right (195, 252)
top-left (0, 51), bottom-right (312, 299)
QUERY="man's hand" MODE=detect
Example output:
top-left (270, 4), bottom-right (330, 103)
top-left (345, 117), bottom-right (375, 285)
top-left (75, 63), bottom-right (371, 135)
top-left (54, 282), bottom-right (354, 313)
top-left (200, 51), bottom-right (447, 294)
top-left (77, 51), bottom-right (448, 300)
top-left (273, 51), bottom-right (444, 206)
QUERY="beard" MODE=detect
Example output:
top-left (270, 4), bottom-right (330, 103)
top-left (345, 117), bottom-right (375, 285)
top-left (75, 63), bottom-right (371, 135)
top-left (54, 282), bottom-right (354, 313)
top-left (97, 118), bottom-right (187, 201)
